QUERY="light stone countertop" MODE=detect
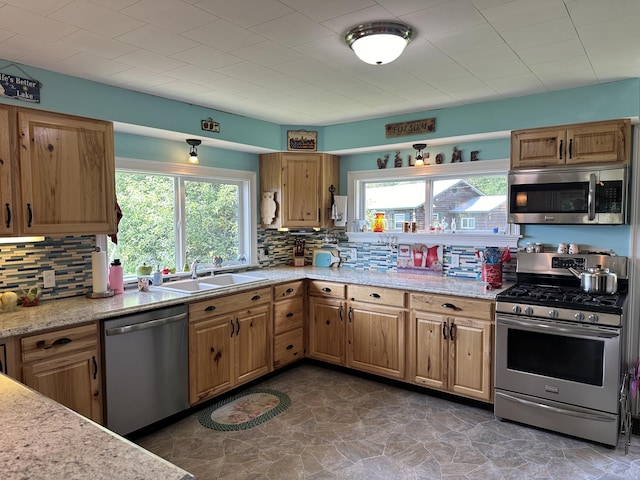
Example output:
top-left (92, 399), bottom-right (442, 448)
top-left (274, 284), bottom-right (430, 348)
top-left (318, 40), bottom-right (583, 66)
top-left (0, 266), bottom-right (506, 339)
top-left (0, 374), bottom-right (194, 480)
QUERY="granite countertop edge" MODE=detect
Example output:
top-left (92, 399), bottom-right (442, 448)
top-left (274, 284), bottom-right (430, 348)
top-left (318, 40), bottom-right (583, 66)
top-left (0, 266), bottom-right (507, 339)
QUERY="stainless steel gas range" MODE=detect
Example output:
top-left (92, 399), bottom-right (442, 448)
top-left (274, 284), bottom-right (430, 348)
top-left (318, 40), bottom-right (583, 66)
top-left (494, 252), bottom-right (628, 447)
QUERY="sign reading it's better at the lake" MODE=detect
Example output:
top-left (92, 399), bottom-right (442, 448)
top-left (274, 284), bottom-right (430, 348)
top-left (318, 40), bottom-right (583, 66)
top-left (0, 73), bottom-right (40, 103)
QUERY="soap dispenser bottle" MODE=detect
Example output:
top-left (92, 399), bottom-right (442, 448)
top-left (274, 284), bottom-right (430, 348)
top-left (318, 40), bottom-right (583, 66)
top-left (109, 259), bottom-right (124, 294)
top-left (152, 265), bottom-right (163, 286)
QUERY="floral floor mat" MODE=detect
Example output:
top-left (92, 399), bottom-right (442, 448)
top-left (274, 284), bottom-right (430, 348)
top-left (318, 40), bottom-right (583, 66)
top-left (197, 388), bottom-right (291, 431)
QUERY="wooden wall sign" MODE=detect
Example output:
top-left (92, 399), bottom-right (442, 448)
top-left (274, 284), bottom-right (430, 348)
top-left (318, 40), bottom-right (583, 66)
top-left (385, 118), bottom-right (435, 138)
top-left (287, 130), bottom-right (317, 151)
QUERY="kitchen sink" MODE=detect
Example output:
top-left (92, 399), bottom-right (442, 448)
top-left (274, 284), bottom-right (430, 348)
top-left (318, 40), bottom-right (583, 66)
top-left (153, 279), bottom-right (221, 294)
top-left (198, 273), bottom-right (264, 287)
top-left (153, 273), bottom-right (264, 294)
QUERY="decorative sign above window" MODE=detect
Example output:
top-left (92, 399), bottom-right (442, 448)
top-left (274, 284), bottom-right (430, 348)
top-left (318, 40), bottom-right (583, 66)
top-left (287, 130), bottom-right (317, 151)
top-left (385, 117), bottom-right (435, 138)
top-left (0, 69), bottom-right (41, 103)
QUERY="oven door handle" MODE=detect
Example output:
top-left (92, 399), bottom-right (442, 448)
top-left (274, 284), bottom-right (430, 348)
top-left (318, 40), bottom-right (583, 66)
top-left (497, 317), bottom-right (619, 339)
top-left (495, 391), bottom-right (617, 423)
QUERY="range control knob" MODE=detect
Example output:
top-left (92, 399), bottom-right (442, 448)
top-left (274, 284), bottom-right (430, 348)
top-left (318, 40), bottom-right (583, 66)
top-left (524, 307), bottom-right (534, 316)
top-left (588, 314), bottom-right (599, 323)
top-left (574, 312), bottom-right (585, 322)
top-left (512, 305), bottom-right (521, 314)
top-left (548, 309), bottom-right (559, 319)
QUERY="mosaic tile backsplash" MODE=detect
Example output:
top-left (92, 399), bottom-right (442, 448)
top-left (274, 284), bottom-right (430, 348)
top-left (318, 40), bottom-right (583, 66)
top-left (0, 230), bottom-right (515, 302)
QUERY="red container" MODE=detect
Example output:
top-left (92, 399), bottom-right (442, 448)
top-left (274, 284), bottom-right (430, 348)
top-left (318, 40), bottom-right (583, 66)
top-left (481, 263), bottom-right (503, 287)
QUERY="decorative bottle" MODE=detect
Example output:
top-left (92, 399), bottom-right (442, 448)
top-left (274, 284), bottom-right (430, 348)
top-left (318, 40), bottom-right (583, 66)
top-left (109, 259), bottom-right (124, 294)
top-left (372, 212), bottom-right (386, 232)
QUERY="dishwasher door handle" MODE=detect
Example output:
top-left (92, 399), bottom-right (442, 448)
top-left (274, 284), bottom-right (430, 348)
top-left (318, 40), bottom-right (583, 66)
top-left (105, 312), bottom-right (188, 336)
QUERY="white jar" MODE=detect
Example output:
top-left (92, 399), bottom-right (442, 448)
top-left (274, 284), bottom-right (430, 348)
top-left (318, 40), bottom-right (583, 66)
top-left (569, 243), bottom-right (580, 254)
top-left (557, 243), bottom-right (568, 254)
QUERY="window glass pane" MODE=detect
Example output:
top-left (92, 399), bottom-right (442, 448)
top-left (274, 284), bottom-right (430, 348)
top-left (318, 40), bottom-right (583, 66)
top-left (364, 179), bottom-right (426, 231)
top-left (433, 176), bottom-right (507, 232)
top-left (185, 180), bottom-right (240, 262)
top-left (108, 172), bottom-right (175, 275)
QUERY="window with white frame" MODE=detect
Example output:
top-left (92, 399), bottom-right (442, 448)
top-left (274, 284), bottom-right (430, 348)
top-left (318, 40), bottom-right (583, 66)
top-left (105, 159), bottom-right (256, 276)
top-left (349, 159), bottom-right (510, 235)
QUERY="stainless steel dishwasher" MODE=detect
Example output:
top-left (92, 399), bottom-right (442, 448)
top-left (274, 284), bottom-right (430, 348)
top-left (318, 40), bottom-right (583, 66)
top-left (102, 304), bottom-right (189, 436)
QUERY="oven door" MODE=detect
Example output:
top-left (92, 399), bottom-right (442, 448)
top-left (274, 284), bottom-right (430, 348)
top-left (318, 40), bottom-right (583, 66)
top-left (495, 314), bottom-right (622, 413)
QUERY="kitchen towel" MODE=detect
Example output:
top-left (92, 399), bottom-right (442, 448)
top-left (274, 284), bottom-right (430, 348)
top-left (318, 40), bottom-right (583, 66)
top-left (92, 249), bottom-right (108, 293)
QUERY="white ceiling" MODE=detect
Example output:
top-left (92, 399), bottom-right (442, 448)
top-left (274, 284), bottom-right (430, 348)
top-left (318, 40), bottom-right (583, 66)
top-left (1, 0), bottom-right (640, 127)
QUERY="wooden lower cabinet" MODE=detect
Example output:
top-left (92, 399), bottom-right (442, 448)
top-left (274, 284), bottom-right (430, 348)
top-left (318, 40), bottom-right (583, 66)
top-left (188, 288), bottom-right (272, 405)
top-left (273, 281), bottom-right (305, 369)
top-left (21, 323), bottom-right (102, 423)
top-left (409, 293), bottom-right (494, 402)
top-left (307, 295), bottom-right (345, 365)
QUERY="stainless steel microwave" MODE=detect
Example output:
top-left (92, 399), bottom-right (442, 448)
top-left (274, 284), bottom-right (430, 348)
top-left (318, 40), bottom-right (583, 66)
top-left (508, 165), bottom-right (627, 224)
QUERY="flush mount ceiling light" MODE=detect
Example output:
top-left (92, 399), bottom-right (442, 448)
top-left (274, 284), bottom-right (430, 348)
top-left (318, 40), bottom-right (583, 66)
top-left (186, 139), bottom-right (201, 164)
top-left (413, 143), bottom-right (427, 166)
top-left (345, 21), bottom-right (414, 65)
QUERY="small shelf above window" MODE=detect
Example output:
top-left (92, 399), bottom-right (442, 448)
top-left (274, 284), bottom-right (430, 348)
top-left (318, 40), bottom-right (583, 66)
top-left (346, 231), bottom-right (521, 248)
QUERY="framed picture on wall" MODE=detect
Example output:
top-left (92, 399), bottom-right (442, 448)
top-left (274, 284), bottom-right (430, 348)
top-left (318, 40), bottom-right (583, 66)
top-left (287, 130), bottom-right (317, 152)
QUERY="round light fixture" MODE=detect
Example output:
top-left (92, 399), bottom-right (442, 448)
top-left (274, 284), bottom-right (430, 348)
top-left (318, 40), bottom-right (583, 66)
top-left (186, 139), bottom-right (201, 164)
top-left (345, 21), bottom-right (414, 65)
top-left (413, 143), bottom-right (427, 166)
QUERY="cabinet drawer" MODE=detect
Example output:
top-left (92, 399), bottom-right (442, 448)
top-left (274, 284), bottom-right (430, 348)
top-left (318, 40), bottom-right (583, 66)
top-left (22, 323), bottom-right (98, 363)
top-left (274, 280), bottom-right (304, 299)
top-left (189, 287), bottom-right (272, 322)
top-left (274, 328), bottom-right (304, 368)
top-left (274, 297), bottom-right (304, 335)
top-left (410, 293), bottom-right (494, 321)
top-left (308, 280), bottom-right (346, 299)
top-left (348, 285), bottom-right (405, 308)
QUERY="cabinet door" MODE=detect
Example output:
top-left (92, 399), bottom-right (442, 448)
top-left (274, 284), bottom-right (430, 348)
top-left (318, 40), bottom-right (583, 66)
top-left (17, 109), bottom-right (116, 235)
top-left (566, 120), bottom-right (629, 165)
top-left (189, 315), bottom-right (234, 405)
top-left (235, 304), bottom-right (272, 385)
top-left (307, 296), bottom-right (345, 365)
top-left (23, 349), bottom-right (102, 423)
top-left (347, 303), bottom-right (405, 379)
top-left (412, 311), bottom-right (447, 391)
top-left (511, 127), bottom-right (566, 169)
top-left (448, 317), bottom-right (493, 402)
top-left (0, 105), bottom-right (18, 235)
top-left (281, 154), bottom-right (321, 227)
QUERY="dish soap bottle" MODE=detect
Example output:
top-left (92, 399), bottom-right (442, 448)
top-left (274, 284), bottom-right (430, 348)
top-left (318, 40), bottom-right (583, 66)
top-left (152, 265), bottom-right (163, 286)
top-left (109, 259), bottom-right (124, 295)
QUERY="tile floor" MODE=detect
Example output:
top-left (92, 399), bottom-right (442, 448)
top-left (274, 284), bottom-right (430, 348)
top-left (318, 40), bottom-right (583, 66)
top-left (135, 363), bottom-right (640, 479)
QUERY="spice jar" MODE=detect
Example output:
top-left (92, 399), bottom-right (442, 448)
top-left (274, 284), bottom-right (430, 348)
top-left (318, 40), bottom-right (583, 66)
top-left (372, 212), bottom-right (386, 232)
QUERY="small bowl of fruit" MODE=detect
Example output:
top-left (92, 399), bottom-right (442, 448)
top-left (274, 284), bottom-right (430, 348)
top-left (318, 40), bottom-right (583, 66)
top-left (19, 287), bottom-right (40, 307)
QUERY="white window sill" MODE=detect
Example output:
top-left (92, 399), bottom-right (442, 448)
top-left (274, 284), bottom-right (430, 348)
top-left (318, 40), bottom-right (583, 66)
top-left (345, 232), bottom-right (521, 248)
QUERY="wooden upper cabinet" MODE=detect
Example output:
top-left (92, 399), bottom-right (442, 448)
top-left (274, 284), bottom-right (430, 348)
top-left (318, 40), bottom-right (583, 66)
top-left (511, 119), bottom-right (630, 169)
top-left (17, 109), bottom-right (116, 235)
top-left (0, 105), bottom-right (19, 235)
top-left (259, 152), bottom-right (339, 229)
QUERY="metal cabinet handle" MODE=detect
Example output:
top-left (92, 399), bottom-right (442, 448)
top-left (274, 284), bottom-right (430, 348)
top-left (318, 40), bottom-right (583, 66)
top-left (286, 344), bottom-right (294, 350)
top-left (339, 304), bottom-right (343, 321)
top-left (322, 287), bottom-right (331, 292)
top-left (205, 305), bottom-right (216, 312)
top-left (568, 138), bottom-right (573, 158)
top-left (559, 139), bottom-right (563, 160)
top-left (442, 322), bottom-right (447, 340)
top-left (442, 303), bottom-right (461, 311)
top-left (92, 356), bottom-right (98, 380)
top-left (5, 203), bottom-right (10, 228)
top-left (285, 288), bottom-right (294, 294)
top-left (348, 306), bottom-right (353, 323)
top-left (37, 337), bottom-right (72, 349)
top-left (286, 312), bottom-right (294, 318)
top-left (236, 318), bottom-right (240, 335)
top-left (449, 323), bottom-right (455, 341)
top-left (27, 203), bottom-right (32, 228)
top-left (369, 293), bottom-right (381, 299)
top-left (251, 295), bottom-right (261, 301)
top-left (230, 319), bottom-right (235, 337)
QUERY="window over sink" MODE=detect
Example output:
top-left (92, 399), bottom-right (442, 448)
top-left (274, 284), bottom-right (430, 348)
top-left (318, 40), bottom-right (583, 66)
top-left (102, 158), bottom-right (256, 276)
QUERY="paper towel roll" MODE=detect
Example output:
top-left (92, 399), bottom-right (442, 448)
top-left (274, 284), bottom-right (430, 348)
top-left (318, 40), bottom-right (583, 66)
top-left (92, 249), bottom-right (108, 293)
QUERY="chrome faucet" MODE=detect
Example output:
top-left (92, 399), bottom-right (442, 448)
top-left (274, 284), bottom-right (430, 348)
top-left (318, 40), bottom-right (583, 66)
top-left (190, 257), bottom-right (201, 279)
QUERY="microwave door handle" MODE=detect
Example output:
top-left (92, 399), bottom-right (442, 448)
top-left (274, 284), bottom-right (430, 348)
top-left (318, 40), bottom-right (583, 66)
top-left (588, 173), bottom-right (596, 221)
